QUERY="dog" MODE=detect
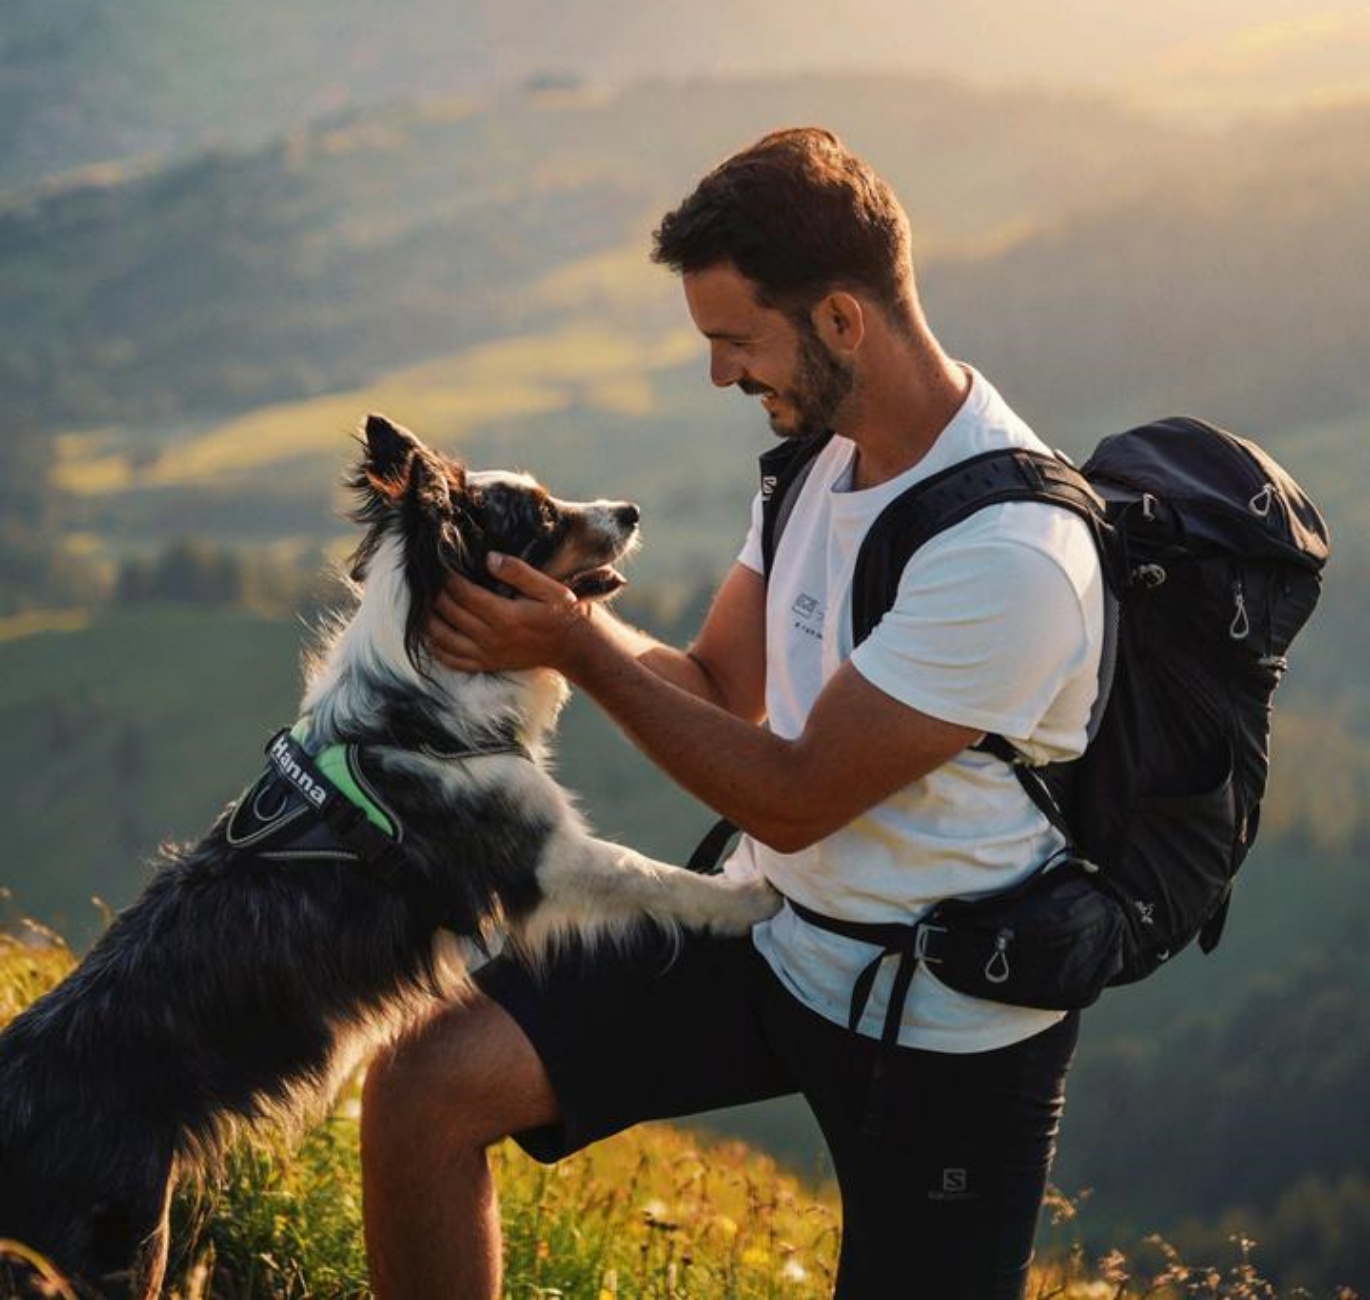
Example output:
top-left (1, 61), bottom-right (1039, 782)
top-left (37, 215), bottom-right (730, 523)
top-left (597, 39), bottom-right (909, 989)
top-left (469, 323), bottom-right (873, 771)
top-left (0, 414), bottom-right (778, 1298)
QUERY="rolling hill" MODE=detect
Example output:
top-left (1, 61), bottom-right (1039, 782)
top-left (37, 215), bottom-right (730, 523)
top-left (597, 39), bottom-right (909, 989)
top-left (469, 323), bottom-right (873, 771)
top-left (6, 76), bottom-right (1364, 668)
top-left (7, 78), bottom-right (1366, 453)
top-left (0, 73), bottom-right (1194, 430)
top-left (4, 0), bottom-right (1366, 190)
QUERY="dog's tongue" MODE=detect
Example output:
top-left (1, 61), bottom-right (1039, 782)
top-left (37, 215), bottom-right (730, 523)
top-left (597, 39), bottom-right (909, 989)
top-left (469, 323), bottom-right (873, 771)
top-left (568, 566), bottom-right (627, 599)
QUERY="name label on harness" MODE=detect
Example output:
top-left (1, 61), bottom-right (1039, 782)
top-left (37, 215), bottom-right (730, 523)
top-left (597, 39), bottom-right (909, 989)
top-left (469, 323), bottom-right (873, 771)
top-left (267, 733), bottom-right (328, 808)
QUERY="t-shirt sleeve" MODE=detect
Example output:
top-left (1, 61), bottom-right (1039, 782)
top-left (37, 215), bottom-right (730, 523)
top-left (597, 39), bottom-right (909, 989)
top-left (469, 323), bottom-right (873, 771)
top-left (849, 520), bottom-right (1093, 740)
top-left (736, 489), bottom-right (765, 574)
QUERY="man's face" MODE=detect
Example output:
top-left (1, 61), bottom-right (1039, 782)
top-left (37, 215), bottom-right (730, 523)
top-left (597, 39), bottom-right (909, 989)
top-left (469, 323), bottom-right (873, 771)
top-left (682, 262), bottom-right (854, 440)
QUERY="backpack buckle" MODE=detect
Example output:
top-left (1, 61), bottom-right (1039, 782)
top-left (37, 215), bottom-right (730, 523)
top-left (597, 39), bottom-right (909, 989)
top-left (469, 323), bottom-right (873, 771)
top-left (1135, 562), bottom-right (1167, 588)
top-left (913, 922), bottom-right (947, 964)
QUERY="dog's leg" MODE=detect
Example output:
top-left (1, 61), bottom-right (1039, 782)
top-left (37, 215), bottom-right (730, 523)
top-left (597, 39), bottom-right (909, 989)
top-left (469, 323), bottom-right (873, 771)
top-left (529, 831), bottom-right (779, 943)
top-left (126, 1189), bottom-right (172, 1300)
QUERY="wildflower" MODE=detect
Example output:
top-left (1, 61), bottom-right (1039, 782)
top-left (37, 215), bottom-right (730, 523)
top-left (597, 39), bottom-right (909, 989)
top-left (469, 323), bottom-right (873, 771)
top-left (1098, 1248), bottom-right (1129, 1287)
top-left (780, 1255), bottom-right (808, 1283)
top-left (641, 1198), bottom-right (679, 1230)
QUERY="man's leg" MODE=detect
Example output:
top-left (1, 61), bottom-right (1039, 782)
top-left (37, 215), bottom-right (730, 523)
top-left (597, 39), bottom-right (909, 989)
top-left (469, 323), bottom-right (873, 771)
top-left (361, 989), bottom-right (557, 1300)
top-left (752, 964), bottom-right (1079, 1299)
top-left (817, 1014), bottom-right (1079, 1299)
top-left (362, 931), bottom-right (796, 1300)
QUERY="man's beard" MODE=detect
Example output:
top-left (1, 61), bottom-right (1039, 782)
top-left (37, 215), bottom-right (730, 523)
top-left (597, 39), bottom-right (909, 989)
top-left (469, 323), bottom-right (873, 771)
top-left (755, 322), bottom-right (855, 441)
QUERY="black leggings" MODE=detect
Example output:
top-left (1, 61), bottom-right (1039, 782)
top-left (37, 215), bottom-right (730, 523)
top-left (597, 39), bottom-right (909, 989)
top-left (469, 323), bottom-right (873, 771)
top-left (476, 930), bottom-right (1079, 1299)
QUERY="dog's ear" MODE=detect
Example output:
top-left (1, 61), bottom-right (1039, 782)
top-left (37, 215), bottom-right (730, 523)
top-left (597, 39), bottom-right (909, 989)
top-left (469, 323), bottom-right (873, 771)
top-left (361, 413), bottom-right (421, 502)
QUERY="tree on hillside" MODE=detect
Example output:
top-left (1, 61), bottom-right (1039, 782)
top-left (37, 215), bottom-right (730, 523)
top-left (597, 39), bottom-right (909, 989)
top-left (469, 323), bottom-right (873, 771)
top-left (0, 415), bottom-right (101, 613)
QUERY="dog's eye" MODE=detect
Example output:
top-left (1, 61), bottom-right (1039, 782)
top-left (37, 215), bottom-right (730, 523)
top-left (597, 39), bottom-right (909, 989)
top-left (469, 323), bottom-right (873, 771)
top-left (538, 500), bottom-right (557, 530)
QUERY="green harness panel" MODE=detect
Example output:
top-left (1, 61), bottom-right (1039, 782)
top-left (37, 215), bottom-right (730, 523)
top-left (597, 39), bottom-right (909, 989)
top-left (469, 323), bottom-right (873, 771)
top-left (313, 745), bottom-right (398, 837)
top-left (289, 721), bottom-right (398, 839)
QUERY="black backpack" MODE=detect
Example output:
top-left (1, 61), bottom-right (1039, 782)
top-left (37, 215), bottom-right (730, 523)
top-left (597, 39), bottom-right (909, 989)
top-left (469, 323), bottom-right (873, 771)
top-left (700, 416), bottom-right (1330, 1005)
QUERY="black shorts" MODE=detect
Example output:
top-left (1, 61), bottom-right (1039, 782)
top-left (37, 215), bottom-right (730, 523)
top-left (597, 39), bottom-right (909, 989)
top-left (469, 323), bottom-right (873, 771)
top-left (474, 928), bottom-right (1079, 1299)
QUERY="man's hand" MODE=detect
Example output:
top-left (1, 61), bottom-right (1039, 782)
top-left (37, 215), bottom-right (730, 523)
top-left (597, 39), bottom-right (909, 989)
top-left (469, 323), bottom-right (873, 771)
top-left (428, 553), bottom-right (591, 674)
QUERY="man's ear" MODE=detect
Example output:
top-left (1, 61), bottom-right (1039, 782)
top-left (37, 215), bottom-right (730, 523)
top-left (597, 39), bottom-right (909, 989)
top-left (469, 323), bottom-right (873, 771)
top-left (811, 291), bottom-right (866, 357)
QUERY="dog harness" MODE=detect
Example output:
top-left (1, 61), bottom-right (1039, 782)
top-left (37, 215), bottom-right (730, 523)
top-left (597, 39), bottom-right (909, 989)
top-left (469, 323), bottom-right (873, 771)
top-left (225, 724), bottom-right (529, 879)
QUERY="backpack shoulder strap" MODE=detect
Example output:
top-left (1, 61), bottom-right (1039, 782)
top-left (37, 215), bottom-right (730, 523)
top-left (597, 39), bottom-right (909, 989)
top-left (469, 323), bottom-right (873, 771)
top-left (759, 431), bottom-right (835, 577)
top-left (851, 447), bottom-right (1108, 644)
top-left (851, 447), bottom-right (1117, 848)
top-left (688, 432), bottom-right (837, 878)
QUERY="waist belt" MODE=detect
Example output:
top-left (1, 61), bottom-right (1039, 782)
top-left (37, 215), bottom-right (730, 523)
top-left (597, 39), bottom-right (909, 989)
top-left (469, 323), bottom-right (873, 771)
top-left (785, 895), bottom-right (951, 1136)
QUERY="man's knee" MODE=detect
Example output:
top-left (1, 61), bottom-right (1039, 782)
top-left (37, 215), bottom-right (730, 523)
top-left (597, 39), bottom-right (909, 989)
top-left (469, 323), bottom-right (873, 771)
top-left (362, 989), bottom-right (557, 1155)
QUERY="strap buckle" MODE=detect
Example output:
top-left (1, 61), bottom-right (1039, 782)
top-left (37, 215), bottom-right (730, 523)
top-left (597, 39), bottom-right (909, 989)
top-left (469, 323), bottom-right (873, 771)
top-left (913, 922), bottom-right (947, 964)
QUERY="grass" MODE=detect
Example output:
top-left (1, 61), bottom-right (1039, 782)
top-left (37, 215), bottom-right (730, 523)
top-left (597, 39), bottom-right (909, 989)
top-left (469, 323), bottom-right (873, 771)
top-left (1, 924), bottom-right (1350, 1300)
top-left (0, 609), bottom-right (94, 644)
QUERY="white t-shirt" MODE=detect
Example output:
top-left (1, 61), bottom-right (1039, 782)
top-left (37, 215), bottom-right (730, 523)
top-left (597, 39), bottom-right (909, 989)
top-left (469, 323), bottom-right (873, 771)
top-left (728, 367), bottom-right (1105, 1053)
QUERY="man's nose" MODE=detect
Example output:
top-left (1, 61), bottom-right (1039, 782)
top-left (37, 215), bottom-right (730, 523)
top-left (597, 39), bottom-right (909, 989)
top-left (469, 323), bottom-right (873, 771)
top-left (709, 345), bottom-right (741, 388)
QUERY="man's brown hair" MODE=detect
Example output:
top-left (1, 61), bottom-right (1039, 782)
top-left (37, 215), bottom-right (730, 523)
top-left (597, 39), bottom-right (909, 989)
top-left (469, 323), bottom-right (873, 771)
top-left (651, 127), bottom-right (914, 320)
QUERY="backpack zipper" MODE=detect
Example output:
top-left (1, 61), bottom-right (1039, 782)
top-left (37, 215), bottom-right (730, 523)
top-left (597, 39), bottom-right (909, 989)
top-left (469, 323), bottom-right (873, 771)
top-left (1229, 572), bottom-right (1251, 640)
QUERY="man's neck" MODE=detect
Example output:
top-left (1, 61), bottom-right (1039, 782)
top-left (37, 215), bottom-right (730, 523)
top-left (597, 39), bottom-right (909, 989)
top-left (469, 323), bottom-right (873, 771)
top-left (840, 333), bottom-right (971, 490)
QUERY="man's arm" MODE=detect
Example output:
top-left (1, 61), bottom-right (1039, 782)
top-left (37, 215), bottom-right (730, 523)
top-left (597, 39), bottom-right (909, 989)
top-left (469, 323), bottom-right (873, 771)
top-left (628, 562), bottom-right (769, 724)
top-left (429, 556), bottom-right (978, 853)
top-left (432, 560), bottom-right (768, 722)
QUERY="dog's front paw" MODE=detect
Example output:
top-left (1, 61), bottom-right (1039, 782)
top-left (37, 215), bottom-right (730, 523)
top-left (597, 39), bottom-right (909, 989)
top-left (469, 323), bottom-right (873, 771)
top-left (703, 877), bottom-right (782, 935)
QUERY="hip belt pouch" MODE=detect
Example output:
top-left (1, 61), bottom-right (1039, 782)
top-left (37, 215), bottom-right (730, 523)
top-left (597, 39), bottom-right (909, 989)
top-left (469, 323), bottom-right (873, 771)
top-left (927, 862), bottom-right (1127, 1010)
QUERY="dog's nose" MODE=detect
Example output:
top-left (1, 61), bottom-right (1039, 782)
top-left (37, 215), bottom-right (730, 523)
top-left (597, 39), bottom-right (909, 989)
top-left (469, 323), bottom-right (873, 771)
top-left (616, 503), bottom-right (640, 528)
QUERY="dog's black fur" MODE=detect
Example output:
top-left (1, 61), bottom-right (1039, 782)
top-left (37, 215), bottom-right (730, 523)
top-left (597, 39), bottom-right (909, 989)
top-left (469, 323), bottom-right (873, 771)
top-left (0, 415), bottom-right (776, 1297)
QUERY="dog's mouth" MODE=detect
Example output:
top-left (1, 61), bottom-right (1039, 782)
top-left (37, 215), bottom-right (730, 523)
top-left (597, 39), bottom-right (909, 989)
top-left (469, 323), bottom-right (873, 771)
top-left (565, 564), bottom-right (628, 600)
top-left (540, 500), bottom-right (639, 601)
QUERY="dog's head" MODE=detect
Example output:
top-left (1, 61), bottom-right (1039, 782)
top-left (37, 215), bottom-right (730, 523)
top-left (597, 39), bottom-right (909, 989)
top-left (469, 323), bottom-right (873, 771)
top-left (346, 414), bottom-right (640, 668)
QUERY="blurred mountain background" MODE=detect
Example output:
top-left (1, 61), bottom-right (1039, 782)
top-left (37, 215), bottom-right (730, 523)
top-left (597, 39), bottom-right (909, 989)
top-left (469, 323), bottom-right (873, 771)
top-left (1, 2), bottom-right (1367, 1290)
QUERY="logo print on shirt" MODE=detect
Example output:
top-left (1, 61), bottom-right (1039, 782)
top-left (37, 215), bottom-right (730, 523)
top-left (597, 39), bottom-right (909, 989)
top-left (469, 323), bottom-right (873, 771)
top-left (790, 592), bottom-right (824, 641)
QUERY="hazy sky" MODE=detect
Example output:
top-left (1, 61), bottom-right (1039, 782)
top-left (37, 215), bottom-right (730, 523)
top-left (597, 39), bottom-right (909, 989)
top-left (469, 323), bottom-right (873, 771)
top-left (587, 0), bottom-right (1370, 121)
top-left (3, 0), bottom-right (1367, 194)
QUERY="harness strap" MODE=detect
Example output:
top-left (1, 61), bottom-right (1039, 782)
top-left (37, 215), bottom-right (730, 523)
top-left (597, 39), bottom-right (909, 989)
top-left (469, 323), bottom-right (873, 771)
top-left (265, 728), bottom-right (406, 883)
top-left (257, 725), bottom-right (535, 886)
top-left (785, 895), bottom-right (947, 1136)
top-left (685, 818), bottom-right (739, 874)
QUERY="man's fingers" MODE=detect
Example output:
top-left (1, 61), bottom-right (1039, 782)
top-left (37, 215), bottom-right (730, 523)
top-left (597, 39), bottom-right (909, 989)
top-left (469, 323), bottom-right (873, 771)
top-left (438, 572), bottom-right (508, 623)
top-left (427, 559), bottom-right (583, 676)
top-left (488, 553), bottom-right (577, 607)
top-left (426, 621), bottom-right (486, 672)
top-left (432, 583), bottom-right (491, 635)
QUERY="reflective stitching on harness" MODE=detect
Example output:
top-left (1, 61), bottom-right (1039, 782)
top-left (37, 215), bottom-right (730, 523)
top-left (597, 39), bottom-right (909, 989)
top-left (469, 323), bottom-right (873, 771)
top-left (244, 724), bottom-right (537, 874)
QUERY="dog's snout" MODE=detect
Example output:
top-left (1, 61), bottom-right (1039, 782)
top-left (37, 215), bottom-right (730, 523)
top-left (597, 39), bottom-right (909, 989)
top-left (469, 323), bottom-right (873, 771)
top-left (616, 503), bottom-right (640, 529)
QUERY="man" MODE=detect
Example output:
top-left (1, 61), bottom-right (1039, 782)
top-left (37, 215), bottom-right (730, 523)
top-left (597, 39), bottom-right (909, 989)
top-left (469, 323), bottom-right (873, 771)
top-left (361, 127), bottom-right (1104, 1298)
